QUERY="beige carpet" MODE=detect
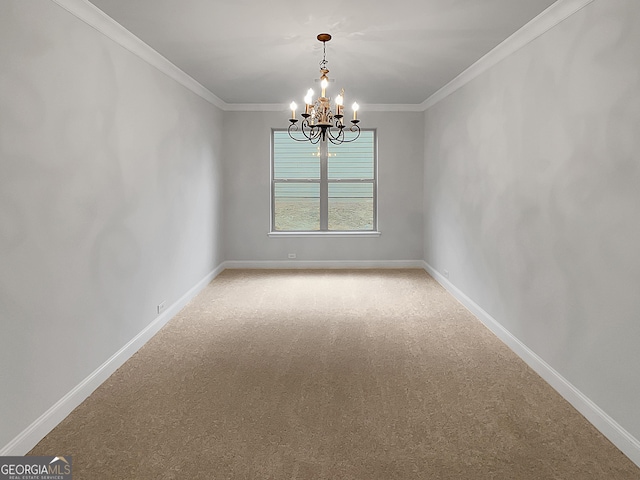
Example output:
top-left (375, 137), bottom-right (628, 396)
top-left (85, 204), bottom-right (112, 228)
top-left (30, 269), bottom-right (640, 479)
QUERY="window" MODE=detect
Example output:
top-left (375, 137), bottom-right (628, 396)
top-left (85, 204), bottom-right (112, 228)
top-left (271, 129), bottom-right (377, 233)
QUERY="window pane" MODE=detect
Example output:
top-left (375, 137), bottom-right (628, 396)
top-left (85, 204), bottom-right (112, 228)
top-left (328, 183), bottom-right (374, 231)
top-left (274, 183), bottom-right (320, 231)
top-left (273, 131), bottom-right (320, 179)
top-left (328, 130), bottom-right (375, 180)
top-left (271, 129), bottom-right (376, 233)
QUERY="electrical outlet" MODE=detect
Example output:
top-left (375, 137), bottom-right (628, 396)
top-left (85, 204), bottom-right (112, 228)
top-left (443, 269), bottom-right (449, 278)
top-left (288, 253), bottom-right (296, 259)
top-left (157, 301), bottom-right (166, 315)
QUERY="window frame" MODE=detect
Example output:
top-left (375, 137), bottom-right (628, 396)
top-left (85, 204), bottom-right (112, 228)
top-left (270, 128), bottom-right (379, 235)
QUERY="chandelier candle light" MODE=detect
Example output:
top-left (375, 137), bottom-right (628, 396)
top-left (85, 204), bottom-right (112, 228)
top-left (288, 33), bottom-right (361, 144)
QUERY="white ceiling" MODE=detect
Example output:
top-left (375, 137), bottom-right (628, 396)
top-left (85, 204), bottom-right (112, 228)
top-left (87, 0), bottom-right (558, 106)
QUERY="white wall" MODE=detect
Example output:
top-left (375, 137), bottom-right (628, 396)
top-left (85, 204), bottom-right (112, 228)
top-left (424, 0), bottom-right (640, 446)
top-left (223, 111), bottom-right (424, 264)
top-left (0, 0), bottom-right (224, 450)
top-left (7, 0), bottom-right (637, 462)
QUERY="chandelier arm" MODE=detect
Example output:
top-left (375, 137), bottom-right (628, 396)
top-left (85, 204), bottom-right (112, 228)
top-left (288, 119), bottom-right (320, 143)
top-left (326, 121), bottom-right (361, 144)
top-left (301, 120), bottom-right (314, 141)
top-left (303, 121), bottom-right (322, 144)
top-left (327, 125), bottom-right (344, 145)
top-left (308, 131), bottom-right (321, 144)
top-left (344, 124), bottom-right (361, 143)
top-left (288, 121), bottom-right (311, 142)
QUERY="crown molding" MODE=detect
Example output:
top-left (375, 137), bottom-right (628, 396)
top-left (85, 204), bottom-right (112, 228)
top-left (362, 104), bottom-right (426, 112)
top-left (49, 0), bottom-right (426, 113)
top-left (223, 103), bottom-right (288, 112)
top-left (50, 0), bottom-right (594, 113)
top-left (49, 0), bottom-right (228, 110)
top-left (420, 0), bottom-right (595, 110)
top-left (224, 103), bottom-right (426, 113)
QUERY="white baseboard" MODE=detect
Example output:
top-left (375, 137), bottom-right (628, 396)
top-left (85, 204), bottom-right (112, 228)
top-left (9, 259), bottom-right (637, 467)
top-left (0, 263), bottom-right (226, 456)
top-left (422, 261), bottom-right (640, 468)
top-left (222, 259), bottom-right (425, 270)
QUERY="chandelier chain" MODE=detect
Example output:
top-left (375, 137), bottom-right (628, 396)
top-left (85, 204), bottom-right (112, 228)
top-left (319, 40), bottom-right (328, 72)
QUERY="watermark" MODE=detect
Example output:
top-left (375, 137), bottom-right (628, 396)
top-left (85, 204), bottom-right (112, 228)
top-left (0, 456), bottom-right (72, 480)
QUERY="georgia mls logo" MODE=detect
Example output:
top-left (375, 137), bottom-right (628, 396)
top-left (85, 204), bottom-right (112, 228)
top-left (0, 456), bottom-right (72, 479)
top-left (50, 457), bottom-right (71, 470)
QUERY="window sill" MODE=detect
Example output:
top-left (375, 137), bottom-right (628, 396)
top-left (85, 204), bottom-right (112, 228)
top-left (268, 231), bottom-right (381, 238)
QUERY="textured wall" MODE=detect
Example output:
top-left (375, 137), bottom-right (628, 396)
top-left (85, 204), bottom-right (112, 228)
top-left (223, 111), bottom-right (424, 263)
top-left (424, 0), bottom-right (640, 440)
top-left (0, 0), bottom-right (224, 448)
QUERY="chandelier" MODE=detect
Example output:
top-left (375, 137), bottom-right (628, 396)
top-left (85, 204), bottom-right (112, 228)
top-left (288, 33), bottom-right (360, 145)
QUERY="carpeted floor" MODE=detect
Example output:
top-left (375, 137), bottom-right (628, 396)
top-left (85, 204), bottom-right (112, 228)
top-left (30, 269), bottom-right (640, 479)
